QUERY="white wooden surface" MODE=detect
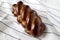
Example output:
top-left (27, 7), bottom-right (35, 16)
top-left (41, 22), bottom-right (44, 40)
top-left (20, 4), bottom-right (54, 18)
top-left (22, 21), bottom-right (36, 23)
top-left (0, 0), bottom-right (60, 40)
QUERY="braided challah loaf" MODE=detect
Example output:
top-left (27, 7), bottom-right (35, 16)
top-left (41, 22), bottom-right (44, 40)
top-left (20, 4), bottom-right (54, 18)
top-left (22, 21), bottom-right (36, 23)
top-left (12, 1), bottom-right (46, 37)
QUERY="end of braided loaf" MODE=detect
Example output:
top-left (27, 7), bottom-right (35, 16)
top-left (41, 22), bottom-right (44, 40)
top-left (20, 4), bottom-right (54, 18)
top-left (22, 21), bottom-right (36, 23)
top-left (12, 1), bottom-right (46, 37)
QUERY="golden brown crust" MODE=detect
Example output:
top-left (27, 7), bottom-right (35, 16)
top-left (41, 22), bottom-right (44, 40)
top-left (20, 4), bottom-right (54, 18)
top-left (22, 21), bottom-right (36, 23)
top-left (12, 4), bottom-right (18, 16)
top-left (12, 1), bottom-right (46, 37)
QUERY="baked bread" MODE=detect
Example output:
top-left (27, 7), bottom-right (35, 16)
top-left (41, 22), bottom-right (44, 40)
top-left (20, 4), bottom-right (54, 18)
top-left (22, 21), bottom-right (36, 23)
top-left (12, 1), bottom-right (46, 37)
